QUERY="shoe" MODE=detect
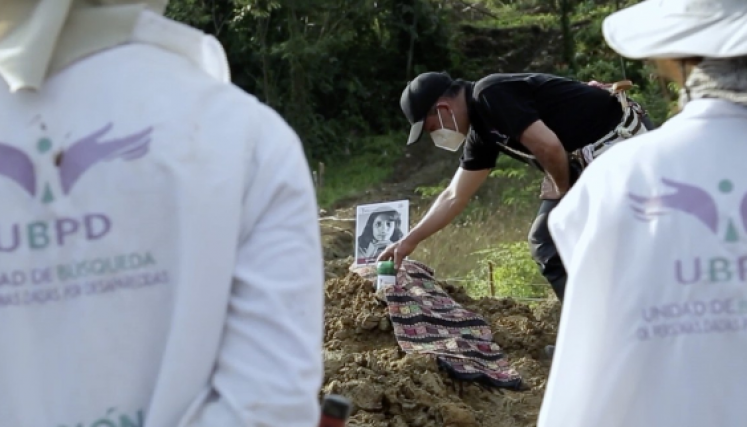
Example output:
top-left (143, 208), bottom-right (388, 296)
top-left (544, 345), bottom-right (555, 359)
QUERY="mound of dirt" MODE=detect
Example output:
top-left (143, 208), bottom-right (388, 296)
top-left (322, 267), bottom-right (560, 426)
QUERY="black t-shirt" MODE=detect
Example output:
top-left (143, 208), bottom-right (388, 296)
top-left (459, 73), bottom-right (624, 171)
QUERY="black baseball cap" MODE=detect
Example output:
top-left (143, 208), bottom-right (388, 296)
top-left (400, 72), bottom-right (454, 145)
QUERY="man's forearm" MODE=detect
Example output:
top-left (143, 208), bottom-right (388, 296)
top-left (519, 120), bottom-right (572, 195)
top-left (536, 144), bottom-right (571, 194)
top-left (407, 189), bottom-right (467, 244)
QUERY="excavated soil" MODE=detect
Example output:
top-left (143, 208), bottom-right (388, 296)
top-left (321, 255), bottom-right (560, 426)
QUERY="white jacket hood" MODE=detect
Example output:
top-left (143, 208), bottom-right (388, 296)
top-left (0, 0), bottom-right (168, 91)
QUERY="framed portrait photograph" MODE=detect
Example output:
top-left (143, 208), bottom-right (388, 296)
top-left (354, 200), bottom-right (410, 266)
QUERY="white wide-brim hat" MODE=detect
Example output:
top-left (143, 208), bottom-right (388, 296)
top-left (603, 0), bottom-right (747, 59)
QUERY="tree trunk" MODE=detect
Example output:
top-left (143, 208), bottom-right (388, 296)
top-left (406, 4), bottom-right (419, 80)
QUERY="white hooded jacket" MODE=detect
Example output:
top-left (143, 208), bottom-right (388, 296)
top-left (539, 98), bottom-right (747, 427)
top-left (0, 7), bottom-right (324, 427)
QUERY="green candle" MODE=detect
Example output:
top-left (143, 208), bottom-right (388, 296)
top-left (376, 260), bottom-right (396, 291)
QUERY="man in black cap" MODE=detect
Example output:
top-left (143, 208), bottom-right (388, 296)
top-left (378, 71), bottom-right (652, 308)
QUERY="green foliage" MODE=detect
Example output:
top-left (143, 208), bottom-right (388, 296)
top-left (463, 242), bottom-right (549, 299)
top-left (415, 183), bottom-right (449, 199)
top-left (315, 133), bottom-right (404, 208)
top-left (489, 157), bottom-right (541, 208)
top-left (470, 7), bottom-right (558, 29)
top-left (564, 3), bottom-right (674, 126)
top-left (164, 0), bottom-right (678, 161)
top-left (164, 0), bottom-right (679, 171)
top-left (165, 0), bottom-right (455, 163)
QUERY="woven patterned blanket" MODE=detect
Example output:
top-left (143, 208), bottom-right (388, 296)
top-left (350, 260), bottom-right (523, 390)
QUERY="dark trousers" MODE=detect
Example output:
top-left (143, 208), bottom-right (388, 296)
top-left (528, 199), bottom-right (566, 302)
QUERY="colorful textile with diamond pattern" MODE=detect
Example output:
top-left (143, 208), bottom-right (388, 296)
top-left (350, 260), bottom-right (523, 390)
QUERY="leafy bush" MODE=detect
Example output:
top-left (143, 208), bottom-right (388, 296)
top-left (463, 242), bottom-right (550, 299)
top-left (489, 157), bottom-right (541, 208)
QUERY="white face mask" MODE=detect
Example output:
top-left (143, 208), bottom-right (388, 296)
top-left (430, 109), bottom-right (466, 152)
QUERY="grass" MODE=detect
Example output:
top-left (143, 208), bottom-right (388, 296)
top-left (315, 137), bottom-right (551, 300)
top-left (409, 158), bottom-right (552, 300)
top-left (466, 242), bottom-right (549, 299)
top-left (313, 133), bottom-right (404, 209)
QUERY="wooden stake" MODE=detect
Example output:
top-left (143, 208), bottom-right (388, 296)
top-left (488, 262), bottom-right (495, 297)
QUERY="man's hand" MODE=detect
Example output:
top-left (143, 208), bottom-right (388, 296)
top-left (360, 241), bottom-right (390, 259)
top-left (376, 236), bottom-right (419, 269)
top-left (519, 120), bottom-right (571, 194)
top-left (376, 167), bottom-right (490, 269)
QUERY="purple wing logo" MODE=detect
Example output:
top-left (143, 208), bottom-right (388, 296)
top-left (0, 143), bottom-right (36, 196)
top-left (740, 191), bottom-right (747, 234)
top-left (628, 178), bottom-right (718, 234)
top-left (0, 123), bottom-right (153, 201)
top-left (59, 123), bottom-right (153, 195)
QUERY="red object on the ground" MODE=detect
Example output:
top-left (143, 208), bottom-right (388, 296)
top-left (319, 394), bottom-right (353, 427)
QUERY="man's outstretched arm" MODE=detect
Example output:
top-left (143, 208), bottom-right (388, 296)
top-left (520, 120), bottom-right (571, 195)
top-left (378, 167), bottom-right (490, 267)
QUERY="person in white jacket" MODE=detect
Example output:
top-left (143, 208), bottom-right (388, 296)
top-left (0, 1), bottom-right (324, 427)
top-left (538, 1), bottom-right (747, 426)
